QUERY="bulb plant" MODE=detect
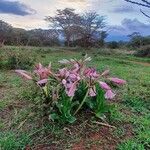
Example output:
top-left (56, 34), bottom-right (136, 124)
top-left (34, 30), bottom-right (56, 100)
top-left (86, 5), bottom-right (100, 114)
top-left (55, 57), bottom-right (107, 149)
top-left (15, 55), bottom-right (126, 123)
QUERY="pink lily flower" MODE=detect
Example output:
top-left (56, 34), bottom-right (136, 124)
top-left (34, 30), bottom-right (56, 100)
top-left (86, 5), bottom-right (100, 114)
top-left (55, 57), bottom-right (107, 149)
top-left (71, 56), bottom-right (91, 73)
top-left (69, 72), bottom-right (80, 81)
top-left (15, 70), bottom-right (32, 80)
top-left (37, 79), bottom-right (48, 87)
top-left (99, 81), bottom-right (115, 99)
top-left (62, 72), bottom-right (80, 97)
top-left (105, 90), bottom-right (116, 99)
top-left (84, 68), bottom-right (99, 79)
top-left (99, 81), bottom-right (111, 91)
top-left (71, 63), bottom-right (80, 73)
top-left (89, 87), bottom-right (96, 97)
top-left (62, 79), bottom-right (77, 97)
top-left (109, 77), bottom-right (126, 85)
top-left (34, 63), bottom-right (51, 80)
top-left (67, 81), bottom-right (78, 97)
top-left (56, 68), bottom-right (70, 79)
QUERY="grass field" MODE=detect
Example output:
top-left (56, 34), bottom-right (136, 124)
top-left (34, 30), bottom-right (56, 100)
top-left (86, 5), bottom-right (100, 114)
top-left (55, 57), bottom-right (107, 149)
top-left (0, 46), bottom-right (150, 150)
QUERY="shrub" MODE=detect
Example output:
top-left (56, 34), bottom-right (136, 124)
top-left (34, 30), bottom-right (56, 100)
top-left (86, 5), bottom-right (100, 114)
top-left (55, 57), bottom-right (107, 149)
top-left (15, 55), bottom-right (126, 124)
top-left (134, 45), bottom-right (150, 57)
top-left (1, 49), bottom-right (36, 69)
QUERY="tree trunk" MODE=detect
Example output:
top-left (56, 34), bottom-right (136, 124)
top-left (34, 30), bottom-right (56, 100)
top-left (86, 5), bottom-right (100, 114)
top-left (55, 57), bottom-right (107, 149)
top-left (67, 38), bottom-right (70, 47)
top-left (0, 39), bottom-right (5, 48)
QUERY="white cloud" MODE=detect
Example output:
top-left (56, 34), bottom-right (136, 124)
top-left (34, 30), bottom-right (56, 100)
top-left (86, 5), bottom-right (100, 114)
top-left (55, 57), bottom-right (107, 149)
top-left (107, 18), bottom-right (150, 41)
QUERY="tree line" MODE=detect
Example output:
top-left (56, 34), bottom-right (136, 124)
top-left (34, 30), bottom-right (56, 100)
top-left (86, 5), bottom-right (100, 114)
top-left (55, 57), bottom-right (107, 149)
top-left (0, 8), bottom-right (150, 48)
top-left (0, 20), bottom-right (59, 47)
top-left (0, 8), bottom-right (108, 47)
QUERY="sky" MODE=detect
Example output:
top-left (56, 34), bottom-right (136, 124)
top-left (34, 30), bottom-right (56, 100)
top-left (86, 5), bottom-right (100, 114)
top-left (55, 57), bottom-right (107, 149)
top-left (0, 0), bottom-right (150, 41)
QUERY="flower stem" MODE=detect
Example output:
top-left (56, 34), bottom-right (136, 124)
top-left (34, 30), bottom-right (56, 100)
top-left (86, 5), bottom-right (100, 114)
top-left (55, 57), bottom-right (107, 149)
top-left (42, 86), bottom-right (49, 123)
top-left (74, 89), bottom-right (89, 115)
top-left (70, 96), bottom-right (73, 102)
top-left (43, 86), bottom-right (48, 97)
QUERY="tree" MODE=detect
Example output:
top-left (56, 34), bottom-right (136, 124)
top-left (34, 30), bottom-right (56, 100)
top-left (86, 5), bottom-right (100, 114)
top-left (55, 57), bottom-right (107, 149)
top-left (26, 29), bottom-right (59, 46)
top-left (46, 8), bottom-right (81, 47)
top-left (128, 32), bottom-right (150, 48)
top-left (11, 28), bottom-right (27, 45)
top-left (124, 0), bottom-right (150, 18)
top-left (80, 12), bottom-right (106, 47)
top-left (98, 31), bottom-right (108, 47)
top-left (0, 20), bottom-right (12, 47)
top-left (0, 19), bottom-right (60, 47)
top-left (128, 32), bottom-right (143, 48)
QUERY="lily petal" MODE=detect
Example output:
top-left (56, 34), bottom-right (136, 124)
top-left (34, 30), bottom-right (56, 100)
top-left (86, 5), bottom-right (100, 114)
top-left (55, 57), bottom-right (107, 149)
top-left (105, 90), bottom-right (116, 99)
top-left (67, 81), bottom-right (77, 97)
top-left (89, 87), bottom-right (96, 97)
top-left (109, 78), bottom-right (126, 85)
top-left (15, 70), bottom-right (32, 80)
top-left (62, 79), bottom-right (67, 85)
top-left (37, 79), bottom-right (48, 86)
top-left (99, 81), bottom-right (111, 91)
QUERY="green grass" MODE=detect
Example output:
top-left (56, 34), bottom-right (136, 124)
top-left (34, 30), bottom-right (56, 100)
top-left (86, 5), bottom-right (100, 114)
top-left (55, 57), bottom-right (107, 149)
top-left (0, 132), bottom-right (31, 150)
top-left (117, 139), bottom-right (145, 150)
top-left (0, 46), bottom-right (150, 149)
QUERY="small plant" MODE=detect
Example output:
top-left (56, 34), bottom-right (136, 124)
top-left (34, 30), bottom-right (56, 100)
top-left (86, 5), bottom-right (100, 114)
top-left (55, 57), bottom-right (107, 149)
top-left (15, 55), bottom-right (126, 123)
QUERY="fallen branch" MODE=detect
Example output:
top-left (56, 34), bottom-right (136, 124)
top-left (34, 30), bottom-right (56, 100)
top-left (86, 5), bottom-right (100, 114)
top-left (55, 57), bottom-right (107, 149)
top-left (92, 121), bottom-right (116, 129)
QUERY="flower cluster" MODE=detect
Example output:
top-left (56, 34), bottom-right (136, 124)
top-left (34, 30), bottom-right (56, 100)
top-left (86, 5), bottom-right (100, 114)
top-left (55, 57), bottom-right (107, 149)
top-left (15, 63), bottom-right (52, 87)
top-left (15, 55), bottom-right (126, 123)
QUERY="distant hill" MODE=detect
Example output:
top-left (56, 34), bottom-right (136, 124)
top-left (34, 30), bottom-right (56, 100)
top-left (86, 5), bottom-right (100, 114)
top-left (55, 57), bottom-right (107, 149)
top-left (106, 35), bottom-right (129, 42)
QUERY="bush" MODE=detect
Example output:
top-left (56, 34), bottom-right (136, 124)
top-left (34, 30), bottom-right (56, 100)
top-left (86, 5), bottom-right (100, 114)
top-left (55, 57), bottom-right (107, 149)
top-left (7, 53), bottom-right (35, 69)
top-left (134, 45), bottom-right (150, 57)
top-left (1, 49), bottom-right (37, 69)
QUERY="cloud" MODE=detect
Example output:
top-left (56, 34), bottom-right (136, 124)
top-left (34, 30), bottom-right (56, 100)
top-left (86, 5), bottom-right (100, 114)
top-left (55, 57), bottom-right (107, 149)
top-left (0, 0), bottom-right (149, 30)
top-left (107, 18), bottom-right (150, 41)
top-left (0, 0), bottom-right (36, 16)
top-left (121, 18), bottom-right (150, 34)
top-left (112, 5), bottom-right (135, 13)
